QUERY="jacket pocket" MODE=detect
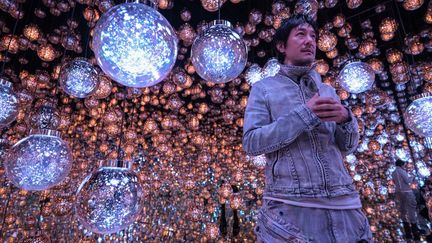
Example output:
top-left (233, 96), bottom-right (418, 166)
top-left (270, 150), bottom-right (280, 178)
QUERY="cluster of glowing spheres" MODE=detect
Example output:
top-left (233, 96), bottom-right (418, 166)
top-left (4, 130), bottom-right (72, 191)
top-left (0, 77), bottom-right (19, 128)
top-left (75, 167), bottom-right (144, 234)
top-left (245, 58), bottom-right (280, 85)
top-left (337, 61), bottom-right (375, 94)
top-left (404, 93), bottom-right (432, 137)
top-left (92, 2), bottom-right (178, 88)
top-left (191, 20), bottom-right (247, 84)
top-left (59, 58), bottom-right (100, 98)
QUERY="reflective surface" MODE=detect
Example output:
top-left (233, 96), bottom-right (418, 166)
top-left (191, 20), bottom-right (247, 83)
top-left (0, 78), bottom-right (19, 128)
top-left (4, 130), bottom-right (72, 191)
top-left (76, 167), bottom-right (144, 234)
top-left (404, 93), bottom-right (432, 137)
top-left (93, 3), bottom-right (178, 88)
top-left (59, 58), bottom-right (99, 98)
top-left (338, 61), bottom-right (375, 94)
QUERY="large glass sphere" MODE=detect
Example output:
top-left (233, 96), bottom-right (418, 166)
top-left (59, 58), bottom-right (99, 98)
top-left (0, 77), bottom-right (19, 128)
top-left (404, 93), bottom-right (432, 137)
top-left (4, 129), bottom-right (72, 191)
top-left (191, 20), bottom-right (247, 84)
top-left (92, 3), bottom-right (178, 88)
top-left (337, 61), bottom-right (375, 94)
top-left (76, 167), bottom-right (144, 234)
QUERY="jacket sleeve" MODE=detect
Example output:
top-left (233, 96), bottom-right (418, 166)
top-left (322, 83), bottom-right (360, 154)
top-left (242, 83), bottom-right (321, 156)
top-left (401, 169), bottom-right (413, 185)
top-left (334, 105), bottom-right (360, 154)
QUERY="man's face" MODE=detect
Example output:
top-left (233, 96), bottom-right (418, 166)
top-left (277, 23), bottom-right (317, 66)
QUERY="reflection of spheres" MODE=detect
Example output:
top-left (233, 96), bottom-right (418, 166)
top-left (191, 20), bottom-right (247, 83)
top-left (0, 77), bottom-right (19, 128)
top-left (92, 3), bottom-right (178, 88)
top-left (404, 93), bottom-right (432, 137)
top-left (338, 61), bottom-right (375, 94)
top-left (5, 130), bottom-right (72, 191)
top-left (76, 167), bottom-right (144, 234)
top-left (59, 58), bottom-right (99, 98)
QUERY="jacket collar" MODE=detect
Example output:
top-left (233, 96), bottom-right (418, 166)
top-left (278, 64), bottom-right (315, 83)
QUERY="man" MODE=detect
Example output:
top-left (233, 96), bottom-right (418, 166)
top-left (242, 15), bottom-right (372, 242)
top-left (392, 159), bottom-right (420, 240)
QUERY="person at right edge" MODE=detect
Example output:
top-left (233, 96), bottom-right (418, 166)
top-left (392, 159), bottom-right (420, 241)
top-left (242, 15), bottom-right (373, 242)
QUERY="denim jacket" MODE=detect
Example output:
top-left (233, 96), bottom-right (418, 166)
top-left (243, 64), bottom-right (360, 199)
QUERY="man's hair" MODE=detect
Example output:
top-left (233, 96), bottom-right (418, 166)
top-left (395, 159), bottom-right (405, 167)
top-left (272, 14), bottom-right (318, 62)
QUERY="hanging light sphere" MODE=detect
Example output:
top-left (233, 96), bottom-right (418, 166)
top-left (76, 166), bottom-right (144, 234)
top-left (262, 58), bottom-right (281, 78)
top-left (404, 93), bottom-right (432, 137)
top-left (4, 129), bottom-right (72, 191)
top-left (28, 103), bottom-right (60, 130)
top-left (191, 20), bottom-right (247, 83)
top-left (337, 61), bottom-right (375, 94)
top-left (59, 58), bottom-right (99, 98)
top-left (92, 2), bottom-right (178, 88)
top-left (294, 0), bottom-right (319, 21)
top-left (0, 77), bottom-right (19, 128)
top-left (403, 0), bottom-right (424, 11)
top-left (317, 30), bottom-right (337, 52)
top-left (201, 0), bottom-right (227, 12)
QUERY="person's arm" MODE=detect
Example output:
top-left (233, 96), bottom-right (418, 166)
top-left (242, 83), bottom-right (320, 156)
top-left (401, 169), bottom-right (414, 185)
top-left (334, 108), bottom-right (360, 154)
top-left (316, 84), bottom-right (359, 154)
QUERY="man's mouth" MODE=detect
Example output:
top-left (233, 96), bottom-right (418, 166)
top-left (301, 49), bottom-right (314, 55)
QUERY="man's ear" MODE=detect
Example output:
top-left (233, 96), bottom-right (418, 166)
top-left (276, 41), bottom-right (285, 54)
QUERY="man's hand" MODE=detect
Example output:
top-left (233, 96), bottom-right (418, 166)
top-left (306, 93), bottom-right (350, 124)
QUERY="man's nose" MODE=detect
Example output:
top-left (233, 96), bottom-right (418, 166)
top-left (305, 34), bottom-right (315, 45)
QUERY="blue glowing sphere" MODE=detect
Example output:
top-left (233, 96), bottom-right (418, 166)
top-left (59, 58), bottom-right (99, 98)
top-left (76, 167), bottom-right (144, 234)
top-left (404, 93), bottom-right (432, 137)
top-left (191, 20), bottom-right (247, 83)
top-left (0, 77), bottom-right (19, 128)
top-left (337, 61), bottom-right (375, 94)
top-left (4, 130), bottom-right (72, 191)
top-left (93, 3), bottom-right (178, 88)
